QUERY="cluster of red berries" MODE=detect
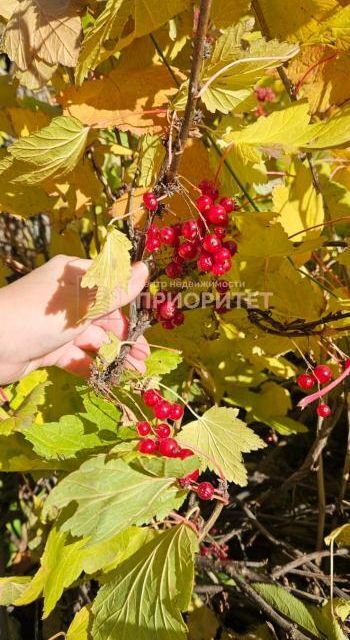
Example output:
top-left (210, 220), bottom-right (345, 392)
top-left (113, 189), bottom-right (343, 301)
top-left (136, 388), bottom-right (216, 500)
top-left (200, 541), bottom-right (229, 560)
top-left (143, 181), bottom-right (239, 278)
top-left (255, 86), bottom-right (276, 103)
top-left (297, 364), bottom-right (334, 418)
top-left (152, 291), bottom-right (185, 330)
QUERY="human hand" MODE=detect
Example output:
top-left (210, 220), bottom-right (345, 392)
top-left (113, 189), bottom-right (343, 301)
top-left (0, 255), bottom-right (149, 385)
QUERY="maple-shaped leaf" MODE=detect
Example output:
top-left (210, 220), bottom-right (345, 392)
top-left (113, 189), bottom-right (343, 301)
top-left (43, 455), bottom-right (187, 545)
top-left (81, 228), bottom-right (131, 319)
top-left (177, 407), bottom-right (265, 485)
top-left (7, 116), bottom-right (89, 184)
top-left (0, 577), bottom-right (32, 606)
top-left (76, 0), bottom-right (189, 84)
top-left (92, 525), bottom-right (197, 640)
top-left (60, 65), bottom-right (180, 135)
top-left (145, 349), bottom-right (183, 377)
top-left (3, 0), bottom-right (82, 87)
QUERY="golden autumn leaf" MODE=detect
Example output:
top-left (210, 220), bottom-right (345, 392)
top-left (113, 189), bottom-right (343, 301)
top-left (7, 107), bottom-right (51, 137)
top-left (288, 45), bottom-right (350, 113)
top-left (58, 65), bottom-right (181, 135)
top-left (257, 0), bottom-right (340, 44)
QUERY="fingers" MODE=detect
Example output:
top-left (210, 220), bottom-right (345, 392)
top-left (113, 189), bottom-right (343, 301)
top-left (41, 343), bottom-right (93, 377)
top-left (73, 325), bottom-right (109, 352)
top-left (130, 335), bottom-right (150, 361)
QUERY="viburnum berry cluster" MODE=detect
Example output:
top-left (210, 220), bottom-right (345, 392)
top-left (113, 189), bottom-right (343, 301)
top-left (135, 388), bottom-right (216, 500)
top-left (143, 181), bottom-right (239, 278)
top-left (152, 291), bottom-right (185, 330)
top-left (297, 364), bottom-right (334, 417)
top-left (255, 86), bottom-right (276, 102)
top-left (200, 541), bottom-right (229, 560)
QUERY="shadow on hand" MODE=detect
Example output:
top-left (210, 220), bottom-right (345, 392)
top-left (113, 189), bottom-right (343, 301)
top-left (45, 259), bottom-right (95, 329)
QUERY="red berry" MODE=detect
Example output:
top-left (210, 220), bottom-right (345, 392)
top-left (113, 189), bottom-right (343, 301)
top-left (197, 252), bottom-right (214, 272)
top-left (160, 226), bottom-right (176, 245)
top-left (196, 194), bottom-right (213, 213)
top-left (344, 359), bottom-right (350, 369)
top-left (154, 423), bottom-right (171, 439)
top-left (297, 373), bottom-right (315, 391)
top-left (162, 320), bottom-right (175, 330)
top-left (213, 247), bottom-right (231, 264)
top-left (206, 205), bottom-right (228, 226)
top-left (202, 234), bottom-right (222, 254)
top-left (136, 421), bottom-right (151, 437)
top-left (143, 389), bottom-right (161, 406)
top-left (313, 365), bottom-right (333, 384)
top-left (169, 403), bottom-right (184, 420)
top-left (172, 223), bottom-right (182, 236)
top-left (200, 545), bottom-right (210, 556)
top-left (220, 197), bottom-right (237, 213)
top-left (214, 226), bottom-right (226, 239)
top-left (182, 219), bottom-right (200, 241)
top-left (212, 258), bottom-right (231, 276)
top-left (254, 105), bottom-right (267, 118)
top-left (216, 280), bottom-right (230, 294)
top-left (179, 469), bottom-right (199, 486)
top-left (158, 437), bottom-right (180, 457)
top-left (199, 180), bottom-right (219, 201)
top-left (143, 191), bottom-right (158, 211)
top-left (165, 262), bottom-right (183, 278)
top-left (178, 241), bottom-right (199, 261)
top-left (147, 224), bottom-right (160, 238)
top-left (173, 310), bottom-right (185, 326)
top-left (158, 300), bottom-right (177, 320)
top-left (197, 481), bottom-right (215, 500)
top-left (154, 400), bottom-right (172, 419)
top-left (223, 240), bottom-right (238, 256)
top-left (317, 403), bottom-right (332, 418)
top-left (138, 438), bottom-right (157, 454)
top-left (178, 448), bottom-right (194, 459)
top-left (146, 237), bottom-right (161, 252)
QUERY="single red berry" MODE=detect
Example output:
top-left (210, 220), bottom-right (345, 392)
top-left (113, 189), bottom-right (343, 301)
top-left (213, 247), bottom-right (232, 264)
top-left (178, 241), bottom-right (199, 261)
top-left (223, 240), bottom-right (238, 256)
top-left (206, 205), bottom-right (228, 227)
top-left (143, 389), bottom-right (161, 406)
top-left (154, 423), bottom-right (171, 439)
top-left (202, 234), bottom-right (222, 254)
top-left (172, 223), bottom-right (182, 236)
top-left (158, 300), bottom-right (178, 320)
top-left (169, 403), bottom-right (184, 420)
top-left (200, 545), bottom-right (210, 556)
top-left (173, 310), bottom-right (185, 326)
top-left (265, 87), bottom-right (276, 102)
top-left (146, 237), bottom-right (161, 252)
top-left (214, 226), bottom-right (226, 239)
top-left (317, 403), bottom-right (332, 418)
top-left (179, 469), bottom-right (200, 486)
top-left (165, 262), bottom-right (183, 278)
top-left (147, 224), bottom-right (160, 238)
top-left (199, 180), bottom-right (219, 201)
top-left (197, 252), bottom-right (214, 272)
top-left (154, 400), bottom-right (172, 419)
top-left (220, 197), bottom-right (237, 213)
top-left (178, 448), bottom-right (194, 459)
top-left (216, 280), bottom-right (230, 294)
top-left (197, 481), bottom-right (215, 500)
top-left (196, 194), bottom-right (213, 213)
top-left (182, 219), bottom-right (200, 241)
top-left (136, 421), bottom-right (151, 437)
top-left (212, 258), bottom-right (231, 276)
top-left (313, 364), bottom-right (333, 384)
top-left (138, 438), bottom-right (157, 454)
top-left (160, 226), bottom-right (176, 245)
top-left (143, 191), bottom-right (158, 211)
top-left (158, 437), bottom-right (180, 457)
top-left (255, 87), bottom-right (267, 102)
top-left (297, 373), bottom-right (315, 391)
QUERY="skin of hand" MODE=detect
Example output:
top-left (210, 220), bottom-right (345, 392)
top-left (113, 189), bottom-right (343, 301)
top-left (0, 254), bottom-right (150, 385)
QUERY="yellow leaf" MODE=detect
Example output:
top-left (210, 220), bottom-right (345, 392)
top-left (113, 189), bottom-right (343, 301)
top-left (272, 160), bottom-right (324, 239)
top-left (0, 0), bottom-right (18, 21)
top-left (0, 156), bottom-right (55, 217)
top-left (81, 228), bottom-right (132, 319)
top-left (211, 0), bottom-right (251, 28)
top-left (60, 64), bottom-right (179, 135)
top-left (257, 0), bottom-right (340, 44)
top-left (66, 606), bottom-right (91, 640)
top-left (325, 523), bottom-right (350, 546)
top-left (7, 107), bottom-right (50, 137)
top-left (14, 59), bottom-right (57, 91)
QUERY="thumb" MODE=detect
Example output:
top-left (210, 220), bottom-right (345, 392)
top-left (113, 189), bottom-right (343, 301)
top-left (114, 261), bottom-right (149, 308)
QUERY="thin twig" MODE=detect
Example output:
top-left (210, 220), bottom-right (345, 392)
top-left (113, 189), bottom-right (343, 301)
top-left (198, 500), bottom-right (225, 543)
top-left (272, 549), bottom-right (349, 579)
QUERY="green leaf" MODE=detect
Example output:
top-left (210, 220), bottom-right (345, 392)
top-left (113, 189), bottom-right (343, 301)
top-left (81, 228), bottom-right (132, 319)
top-left (0, 381), bottom-right (49, 436)
top-left (200, 26), bottom-right (298, 114)
top-left (92, 524), bottom-right (198, 640)
top-left (138, 134), bottom-right (166, 187)
top-left (8, 116), bottom-right (89, 184)
top-left (134, 454), bottom-right (200, 478)
top-left (66, 606), bottom-right (91, 640)
top-left (253, 584), bottom-right (321, 638)
top-left (76, 0), bottom-right (189, 84)
top-left (266, 416), bottom-right (308, 436)
top-left (0, 577), bottom-right (32, 606)
top-left (43, 455), bottom-right (187, 545)
top-left (303, 106), bottom-right (350, 150)
top-left (177, 407), bottom-right (265, 485)
top-left (145, 349), bottom-right (183, 377)
top-left (306, 601), bottom-right (347, 640)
